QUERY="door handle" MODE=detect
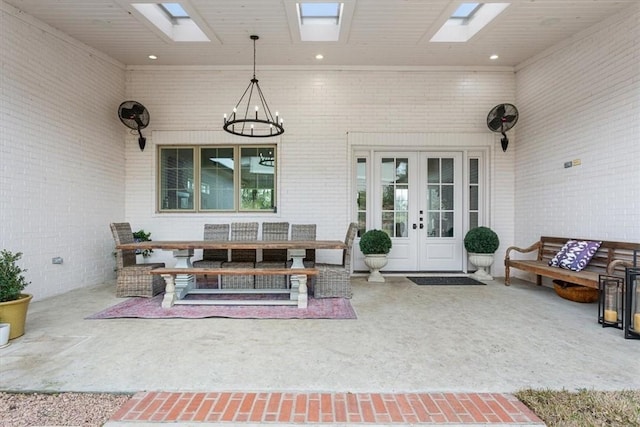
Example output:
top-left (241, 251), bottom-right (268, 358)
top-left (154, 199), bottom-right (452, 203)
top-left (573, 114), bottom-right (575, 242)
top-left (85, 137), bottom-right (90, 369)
top-left (412, 224), bottom-right (417, 230)
top-left (419, 223), bottom-right (424, 229)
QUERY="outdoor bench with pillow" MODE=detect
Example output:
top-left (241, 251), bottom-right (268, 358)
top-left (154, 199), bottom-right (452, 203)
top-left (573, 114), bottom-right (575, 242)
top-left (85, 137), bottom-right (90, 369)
top-left (504, 236), bottom-right (640, 289)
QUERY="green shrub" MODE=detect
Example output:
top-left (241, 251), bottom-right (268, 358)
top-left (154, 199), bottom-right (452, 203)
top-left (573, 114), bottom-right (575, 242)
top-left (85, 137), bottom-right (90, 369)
top-left (464, 227), bottom-right (499, 254)
top-left (0, 250), bottom-right (31, 302)
top-left (133, 229), bottom-right (153, 257)
top-left (359, 229), bottom-right (392, 254)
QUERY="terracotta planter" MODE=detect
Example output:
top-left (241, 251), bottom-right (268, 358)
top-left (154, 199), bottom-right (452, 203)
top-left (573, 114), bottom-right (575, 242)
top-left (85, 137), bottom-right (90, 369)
top-left (363, 254), bottom-right (388, 282)
top-left (0, 294), bottom-right (33, 339)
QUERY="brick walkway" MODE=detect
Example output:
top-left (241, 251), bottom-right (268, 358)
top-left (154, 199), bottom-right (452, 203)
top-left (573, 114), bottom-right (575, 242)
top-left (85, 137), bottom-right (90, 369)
top-left (110, 391), bottom-right (544, 425)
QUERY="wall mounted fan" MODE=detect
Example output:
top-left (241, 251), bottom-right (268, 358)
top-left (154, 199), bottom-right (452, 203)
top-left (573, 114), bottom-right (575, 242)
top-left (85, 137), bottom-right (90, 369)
top-left (118, 101), bottom-right (150, 151)
top-left (487, 103), bottom-right (519, 152)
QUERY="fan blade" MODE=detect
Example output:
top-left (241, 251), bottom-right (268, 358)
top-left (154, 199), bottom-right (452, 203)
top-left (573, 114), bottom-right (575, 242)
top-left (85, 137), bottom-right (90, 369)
top-left (503, 114), bottom-right (517, 123)
top-left (121, 107), bottom-right (139, 120)
top-left (488, 116), bottom-right (502, 131)
top-left (495, 104), bottom-right (505, 118)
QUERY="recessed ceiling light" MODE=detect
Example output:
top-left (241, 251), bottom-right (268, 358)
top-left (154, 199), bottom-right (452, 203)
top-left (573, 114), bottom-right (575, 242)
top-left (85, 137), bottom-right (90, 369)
top-left (490, 54), bottom-right (499, 60)
top-left (148, 54), bottom-right (158, 60)
top-left (315, 54), bottom-right (324, 60)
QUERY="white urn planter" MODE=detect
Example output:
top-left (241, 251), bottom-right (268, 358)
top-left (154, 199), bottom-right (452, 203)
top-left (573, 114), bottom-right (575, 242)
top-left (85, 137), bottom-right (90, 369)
top-left (468, 253), bottom-right (495, 280)
top-left (363, 254), bottom-right (388, 282)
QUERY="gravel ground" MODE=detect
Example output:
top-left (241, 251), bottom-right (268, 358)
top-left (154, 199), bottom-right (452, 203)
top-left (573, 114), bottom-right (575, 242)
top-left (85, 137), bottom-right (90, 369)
top-left (0, 392), bottom-right (132, 427)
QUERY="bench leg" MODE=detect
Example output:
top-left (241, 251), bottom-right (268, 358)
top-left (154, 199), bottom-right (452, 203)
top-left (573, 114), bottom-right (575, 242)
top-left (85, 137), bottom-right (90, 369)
top-left (296, 275), bottom-right (308, 309)
top-left (161, 274), bottom-right (177, 308)
top-left (505, 264), bottom-right (511, 286)
top-left (172, 249), bottom-right (195, 299)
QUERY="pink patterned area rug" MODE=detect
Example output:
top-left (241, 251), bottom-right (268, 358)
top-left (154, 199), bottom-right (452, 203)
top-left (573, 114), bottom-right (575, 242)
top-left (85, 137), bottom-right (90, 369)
top-left (86, 294), bottom-right (357, 320)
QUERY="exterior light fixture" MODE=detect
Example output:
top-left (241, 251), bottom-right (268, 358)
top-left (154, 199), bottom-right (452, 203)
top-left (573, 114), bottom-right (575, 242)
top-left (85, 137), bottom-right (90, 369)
top-left (625, 267), bottom-right (640, 339)
top-left (598, 275), bottom-right (624, 329)
top-left (223, 35), bottom-right (284, 138)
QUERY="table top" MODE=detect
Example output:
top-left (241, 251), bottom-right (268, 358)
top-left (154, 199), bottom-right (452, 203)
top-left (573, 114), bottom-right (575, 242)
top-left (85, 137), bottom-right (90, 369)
top-left (116, 240), bottom-right (347, 251)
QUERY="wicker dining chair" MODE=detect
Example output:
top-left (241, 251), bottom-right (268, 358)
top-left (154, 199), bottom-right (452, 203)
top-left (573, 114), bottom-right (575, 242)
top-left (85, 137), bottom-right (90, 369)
top-left (313, 222), bottom-right (358, 298)
top-left (221, 222), bottom-right (259, 289)
top-left (110, 222), bottom-right (165, 298)
top-left (192, 224), bottom-right (229, 287)
top-left (255, 222), bottom-right (289, 289)
top-left (289, 224), bottom-right (317, 268)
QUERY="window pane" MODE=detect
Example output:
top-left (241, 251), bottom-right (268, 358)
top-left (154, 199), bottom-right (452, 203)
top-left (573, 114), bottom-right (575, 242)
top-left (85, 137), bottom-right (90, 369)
top-left (441, 158), bottom-right (454, 183)
top-left (357, 158), bottom-right (367, 210)
top-left (395, 159), bottom-right (408, 183)
top-left (469, 212), bottom-right (479, 229)
top-left (382, 212), bottom-right (394, 236)
top-left (441, 184), bottom-right (454, 210)
top-left (428, 185), bottom-right (440, 210)
top-left (201, 147), bottom-right (234, 210)
top-left (395, 212), bottom-right (408, 237)
top-left (469, 185), bottom-right (478, 211)
top-left (395, 185), bottom-right (408, 210)
top-left (442, 211), bottom-right (454, 237)
top-left (427, 158), bottom-right (440, 183)
top-left (382, 185), bottom-right (394, 210)
top-left (240, 147), bottom-right (275, 211)
top-left (469, 158), bottom-right (479, 184)
top-left (427, 212), bottom-right (440, 237)
top-left (160, 148), bottom-right (194, 210)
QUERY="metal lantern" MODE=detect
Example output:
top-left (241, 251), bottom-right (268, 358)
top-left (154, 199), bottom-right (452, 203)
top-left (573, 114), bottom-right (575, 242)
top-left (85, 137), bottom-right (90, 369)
top-left (624, 268), bottom-right (640, 339)
top-left (598, 275), bottom-right (624, 329)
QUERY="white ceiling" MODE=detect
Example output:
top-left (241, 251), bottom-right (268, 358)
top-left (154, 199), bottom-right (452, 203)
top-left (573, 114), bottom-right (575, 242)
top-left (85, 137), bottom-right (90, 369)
top-left (3, 0), bottom-right (634, 67)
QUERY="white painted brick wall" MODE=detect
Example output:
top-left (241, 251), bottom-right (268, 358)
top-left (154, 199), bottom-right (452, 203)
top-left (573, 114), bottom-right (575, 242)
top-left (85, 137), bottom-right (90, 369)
top-left (513, 5), bottom-right (640, 282)
top-left (1, 4), bottom-right (126, 301)
top-left (124, 68), bottom-right (516, 269)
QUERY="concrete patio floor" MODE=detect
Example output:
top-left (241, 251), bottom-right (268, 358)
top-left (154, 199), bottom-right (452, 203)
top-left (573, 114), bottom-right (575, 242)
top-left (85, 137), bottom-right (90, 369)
top-left (1, 276), bottom-right (637, 425)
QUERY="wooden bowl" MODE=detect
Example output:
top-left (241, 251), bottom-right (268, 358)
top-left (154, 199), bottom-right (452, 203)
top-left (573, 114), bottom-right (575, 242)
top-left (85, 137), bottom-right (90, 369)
top-left (553, 280), bottom-right (599, 303)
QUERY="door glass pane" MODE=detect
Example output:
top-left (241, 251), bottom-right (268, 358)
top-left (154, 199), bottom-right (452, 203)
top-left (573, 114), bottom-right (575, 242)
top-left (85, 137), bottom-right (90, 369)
top-left (396, 212), bottom-right (408, 237)
top-left (239, 146), bottom-right (275, 211)
top-left (427, 212), bottom-right (440, 237)
top-left (427, 158), bottom-right (439, 183)
top-left (381, 157), bottom-right (409, 238)
top-left (469, 186), bottom-right (478, 211)
top-left (382, 211), bottom-right (394, 236)
top-left (441, 185), bottom-right (454, 210)
top-left (200, 147), bottom-right (234, 210)
top-left (442, 212), bottom-right (454, 237)
top-left (469, 157), bottom-right (480, 231)
top-left (395, 159), bottom-right (408, 183)
top-left (160, 147), bottom-right (194, 210)
top-left (441, 158), bottom-right (454, 183)
top-left (357, 158), bottom-right (367, 236)
top-left (426, 156), bottom-right (455, 238)
top-left (428, 185), bottom-right (440, 210)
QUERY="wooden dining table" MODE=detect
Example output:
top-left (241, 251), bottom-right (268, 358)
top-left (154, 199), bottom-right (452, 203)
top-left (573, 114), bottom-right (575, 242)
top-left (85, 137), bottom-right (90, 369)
top-left (116, 240), bottom-right (346, 306)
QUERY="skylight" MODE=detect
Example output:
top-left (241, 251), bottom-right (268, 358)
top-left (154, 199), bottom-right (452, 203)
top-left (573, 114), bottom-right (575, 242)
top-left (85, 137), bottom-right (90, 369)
top-left (159, 3), bottom-right (189, 19)
top-left (297, 2), bottom-right (343, 41)
top-left (451, 3), bottom-right (481, 19)
top-left (131, 2), bottom-right (213, 42)
top-left (299, 2), bottom-right (340, 25)
top-left (430, 3), bottom-right (509, 43)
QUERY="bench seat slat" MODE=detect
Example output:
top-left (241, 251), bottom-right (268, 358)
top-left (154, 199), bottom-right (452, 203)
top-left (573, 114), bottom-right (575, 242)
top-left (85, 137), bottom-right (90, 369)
top-left (150, 267), bottom-right (318, 276)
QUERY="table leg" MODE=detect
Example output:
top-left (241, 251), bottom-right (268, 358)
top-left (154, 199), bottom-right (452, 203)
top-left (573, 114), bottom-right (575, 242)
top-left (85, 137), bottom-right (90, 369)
top-left (161, 274), bottom-right (176, 308)
top-left (172, 249), bottom-right (195, 299)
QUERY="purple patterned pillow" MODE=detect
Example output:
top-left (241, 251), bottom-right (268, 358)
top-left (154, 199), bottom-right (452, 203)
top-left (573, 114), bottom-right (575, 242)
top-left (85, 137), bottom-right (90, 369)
top-left (549, 240), bottom-right (602, 272)
top-left (549, 240), bottom-right (578, 267)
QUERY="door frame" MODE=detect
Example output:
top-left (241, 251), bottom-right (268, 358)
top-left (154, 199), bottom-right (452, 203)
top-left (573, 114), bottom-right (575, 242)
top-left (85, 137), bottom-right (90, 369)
top-left (349, 135), bottom-right (491, 273)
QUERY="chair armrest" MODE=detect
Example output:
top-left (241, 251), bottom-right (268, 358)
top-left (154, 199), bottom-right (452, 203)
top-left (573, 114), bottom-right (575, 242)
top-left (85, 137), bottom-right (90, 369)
top-left (505, 241), bottom-right (541, 262)
top-left (606, 259), bottom-right (634, 275)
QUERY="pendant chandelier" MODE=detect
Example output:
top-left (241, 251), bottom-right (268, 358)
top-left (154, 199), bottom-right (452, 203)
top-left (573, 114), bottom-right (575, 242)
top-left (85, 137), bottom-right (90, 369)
top-left (223, 35), bottom-right (284, 138)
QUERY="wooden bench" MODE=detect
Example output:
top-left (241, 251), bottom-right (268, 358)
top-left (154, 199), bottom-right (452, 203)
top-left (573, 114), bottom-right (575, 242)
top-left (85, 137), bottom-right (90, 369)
top-left (504, 236), bottom-right (639, 289)
top-left (149, 267), bottom-right (319, 308)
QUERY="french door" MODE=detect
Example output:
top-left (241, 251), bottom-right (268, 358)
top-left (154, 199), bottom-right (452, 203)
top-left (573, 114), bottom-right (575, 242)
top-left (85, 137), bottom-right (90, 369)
top-left (370, 151), bottom-right (463, 271)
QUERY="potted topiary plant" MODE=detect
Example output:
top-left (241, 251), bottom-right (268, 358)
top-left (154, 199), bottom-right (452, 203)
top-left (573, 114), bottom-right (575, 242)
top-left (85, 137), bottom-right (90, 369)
top-left (359, 229), bottom-right (392, 282)
top-left (464, 226), bottom-right (500, 280)
top-left (0, 250), bottom-right (33, 340)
